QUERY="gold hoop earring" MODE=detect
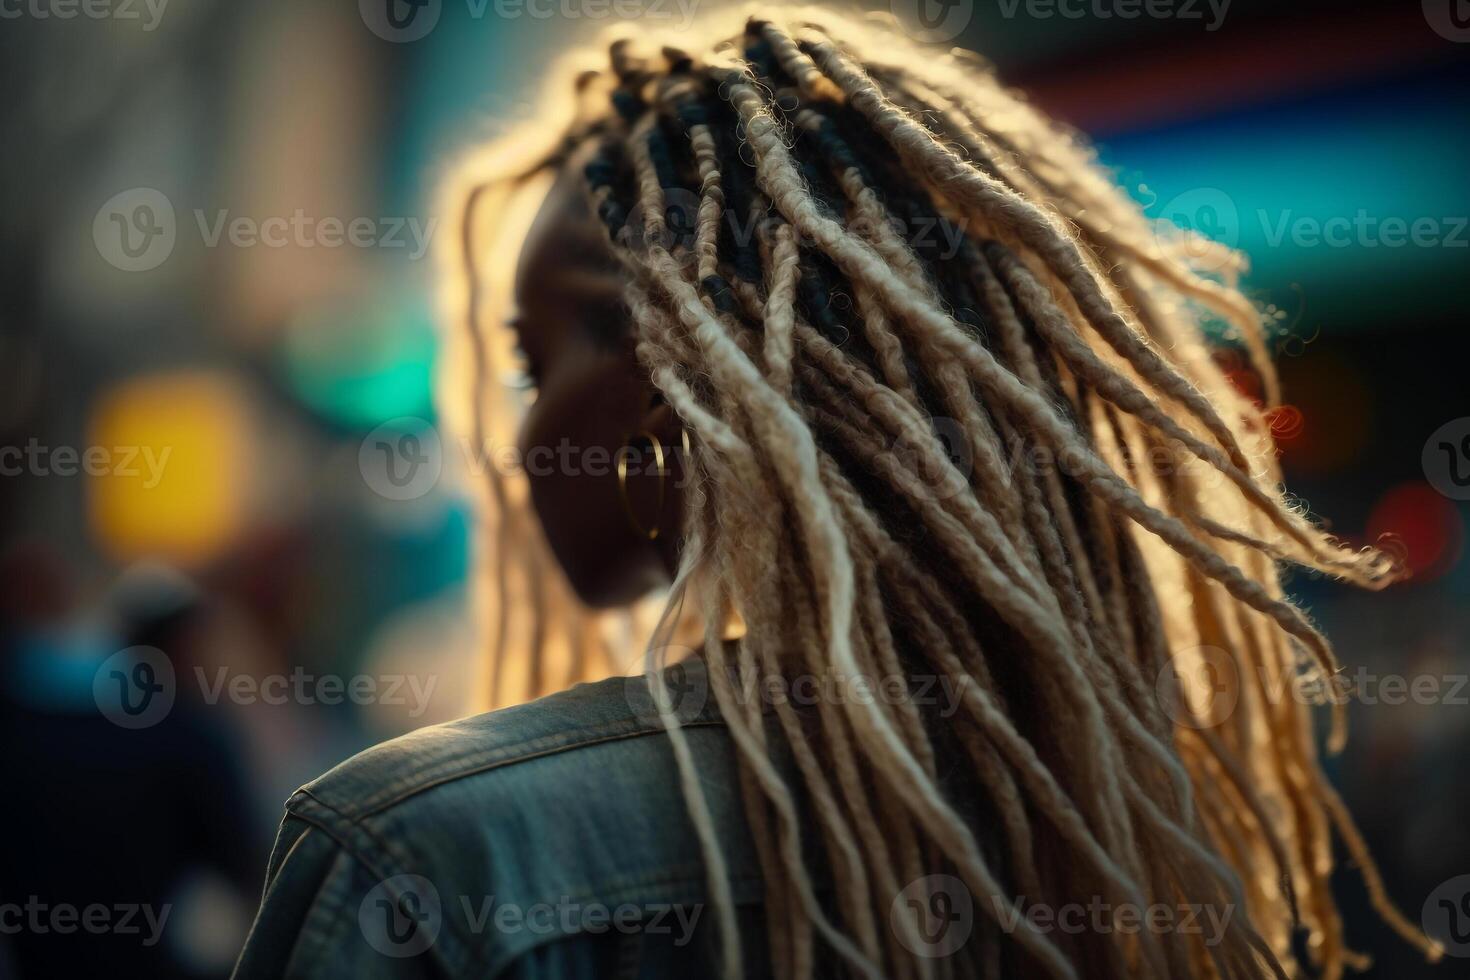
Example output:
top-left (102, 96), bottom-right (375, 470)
top-left (617, 431), bottom-right (666, 540)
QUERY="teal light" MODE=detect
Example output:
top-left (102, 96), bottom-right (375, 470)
top-left (279, 292), bottom-right (438, 429)
top-left (1100, 73), bottom-right (1470, 326)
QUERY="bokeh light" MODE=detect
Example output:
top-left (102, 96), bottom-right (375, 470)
top-left (1365, 482), bottom-right (1465, 583)
top-left (86, 372), bottom-right (255, 568)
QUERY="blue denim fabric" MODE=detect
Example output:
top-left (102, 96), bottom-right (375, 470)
top-left (230, 661), bottom-right (796, 978)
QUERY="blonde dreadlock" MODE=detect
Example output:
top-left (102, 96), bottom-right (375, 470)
top-left (436, 7), bottom-right (1439, 977)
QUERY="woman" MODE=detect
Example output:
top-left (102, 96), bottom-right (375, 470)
top-left (233, 8), bottom-right (1438, 978)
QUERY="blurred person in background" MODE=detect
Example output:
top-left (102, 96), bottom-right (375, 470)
top-left (231, 8), bottom-right (1448, 978)
top-left (1, 556), bottom-right (260, 978)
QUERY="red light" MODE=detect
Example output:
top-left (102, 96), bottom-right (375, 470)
top-left (1364, 482), bottom-right (1464, 583)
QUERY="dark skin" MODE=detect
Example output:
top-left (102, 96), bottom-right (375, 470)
top-left (509, 164), bottom-right (688, 608)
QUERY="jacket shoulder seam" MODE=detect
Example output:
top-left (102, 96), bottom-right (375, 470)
top-left (299, 717), bottom-right (727, 821)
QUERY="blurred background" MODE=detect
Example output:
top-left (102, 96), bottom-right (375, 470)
top-left (1, 0), bottom-right (1466, 976)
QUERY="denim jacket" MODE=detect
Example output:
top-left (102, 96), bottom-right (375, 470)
top-left (230, 661), bottom-right (789, 979)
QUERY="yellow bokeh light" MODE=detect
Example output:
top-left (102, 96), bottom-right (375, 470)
top-left (87, 371), bottom-right (252, 567)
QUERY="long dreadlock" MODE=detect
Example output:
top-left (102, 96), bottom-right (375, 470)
top-left (436, 8), bottom-right (1439, 978)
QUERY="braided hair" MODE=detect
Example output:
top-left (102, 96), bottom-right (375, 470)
top-left (437, 8), bottom-right (1437, 977)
